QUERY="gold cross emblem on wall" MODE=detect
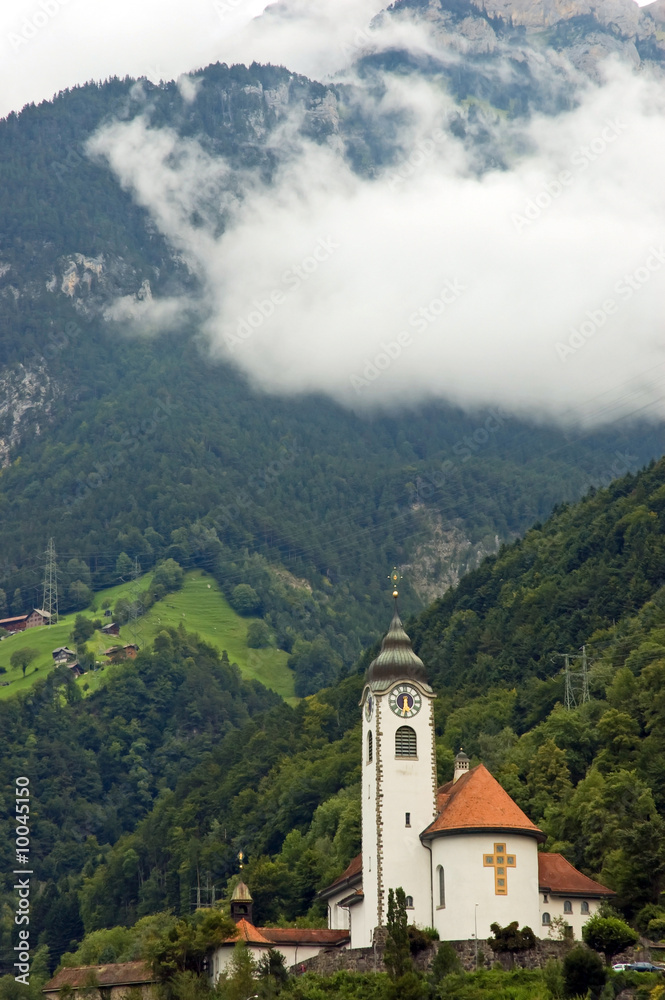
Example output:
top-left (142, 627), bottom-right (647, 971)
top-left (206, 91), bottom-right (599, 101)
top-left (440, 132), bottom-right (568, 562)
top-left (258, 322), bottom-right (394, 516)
top-left (483, 843), bottom-right (516, 895)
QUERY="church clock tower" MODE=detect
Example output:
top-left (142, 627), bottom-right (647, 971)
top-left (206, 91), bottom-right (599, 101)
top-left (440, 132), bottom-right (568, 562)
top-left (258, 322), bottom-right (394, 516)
top-left (359, 574), bottom-right (437, 946)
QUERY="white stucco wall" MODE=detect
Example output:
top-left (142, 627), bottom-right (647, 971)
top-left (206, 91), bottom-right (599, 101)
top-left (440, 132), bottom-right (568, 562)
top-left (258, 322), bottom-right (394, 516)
top-left (361, 682), bottom-right (437, 946)
top-left (325, 886), bottom-right (352, 930)
top-left (430, 832), bottom-right (541, 941)
top-left (209, 942), bottom-right (335, 981)
top-left (539, 894), bottom-right (602, 940)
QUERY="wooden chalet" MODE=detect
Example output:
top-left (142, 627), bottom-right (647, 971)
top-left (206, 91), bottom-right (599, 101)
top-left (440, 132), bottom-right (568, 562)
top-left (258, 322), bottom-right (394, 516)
top-left (100, 622), bottom-right (120, 637)
top-left (0, 609), bottom-right (51, 633)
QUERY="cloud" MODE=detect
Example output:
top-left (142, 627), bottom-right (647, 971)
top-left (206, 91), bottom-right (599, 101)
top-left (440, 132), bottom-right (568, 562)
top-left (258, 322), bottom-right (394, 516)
top-left (91, 58), bottom-right (665, 428)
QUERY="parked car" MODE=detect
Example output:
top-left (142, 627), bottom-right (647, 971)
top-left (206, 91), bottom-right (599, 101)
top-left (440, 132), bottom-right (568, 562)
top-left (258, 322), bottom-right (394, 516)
top-left (626, 962), bottom-right (663, 973)
top-left (612, 964), bottom-right (629, 972)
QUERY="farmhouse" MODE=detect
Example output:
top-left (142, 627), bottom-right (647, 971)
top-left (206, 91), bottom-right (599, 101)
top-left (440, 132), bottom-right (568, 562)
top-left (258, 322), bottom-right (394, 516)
top-left (0, 609), bottom-right (51, 633)
top-left (42, 962), bottom-right (157, 1000)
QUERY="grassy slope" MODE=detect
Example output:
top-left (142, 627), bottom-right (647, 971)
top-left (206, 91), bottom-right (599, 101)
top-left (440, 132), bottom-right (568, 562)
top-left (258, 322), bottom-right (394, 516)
top-left (0, 569), bottom-right (294, 702)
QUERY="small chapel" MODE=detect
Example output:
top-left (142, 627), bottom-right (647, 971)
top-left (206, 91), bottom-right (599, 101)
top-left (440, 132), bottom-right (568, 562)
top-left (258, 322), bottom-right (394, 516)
top-left (319, 595), bottom-right (614, 949)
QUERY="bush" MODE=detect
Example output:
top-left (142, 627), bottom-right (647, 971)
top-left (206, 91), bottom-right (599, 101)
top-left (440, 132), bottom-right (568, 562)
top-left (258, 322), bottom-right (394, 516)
top-left (408, 926), bottom-right (430, 955)
top-left (246, 620), bottom-right (272, 648)
top-left (563, 947), bottom-right (606, 999)
top-left (230, 584), bottom-right (261, 616)
top-left (647, 918), bottom-right (665, 941)
top-left (543, 958), bottom-right (565, 999)
top-left (70, 615), bottom-right (95, 645)
top-left (430, 941), bottom-right (460, 982)
top-left (582, 914), bottom-right (639, 965)
top-left (636, 904), bottom-right (665, 935)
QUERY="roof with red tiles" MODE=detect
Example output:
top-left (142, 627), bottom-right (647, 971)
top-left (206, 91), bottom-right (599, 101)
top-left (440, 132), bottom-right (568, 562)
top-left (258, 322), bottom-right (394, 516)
top-left (261, 928), bottom-right (349, 946)
top-left (421, 764), bottom-right (545, 841)
top-left (43, 962), bottom-right (155, 992)
top-left (223, 919), bottom-right (348, 947)
top-left (538, 853), bottom-right (614, 897)
top-left (318, 852), bottom-right (362, 899)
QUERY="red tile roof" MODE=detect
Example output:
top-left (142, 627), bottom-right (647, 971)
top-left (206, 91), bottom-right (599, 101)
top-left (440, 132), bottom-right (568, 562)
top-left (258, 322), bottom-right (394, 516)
top-left (421, 764), bottom-right (545, 841)
top-left (224, 919), bottom-right (348, 947)
top-left (43, 962), bottom-right (155, 992)
top-left (318, 852), bottom-right (363, 900)
top-left (538, 853), bottom-right (614, 897)
top-left (261, 928), bottom-right (349, 946)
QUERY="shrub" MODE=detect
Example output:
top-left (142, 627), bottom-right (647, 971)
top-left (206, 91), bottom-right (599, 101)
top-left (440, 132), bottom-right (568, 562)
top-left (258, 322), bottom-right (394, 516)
top-left (246, 620), bottom-right (272, 648)
top-left (636, 904), bottom-right (665, 935)
top-left (408, 926), bottom-right (430, 955)
top-left (647, 918), bottom-right (665, 941)
top-left (563, 947), bottom-right (606, 999)
top-left (430, 941), bottom-right (460, 982)
top-left (582, 914), bottom-right (639, 965)
top-left (230, 584), bottom-right (261, 616)
top-left (543, 958), bottom-right (565, 999)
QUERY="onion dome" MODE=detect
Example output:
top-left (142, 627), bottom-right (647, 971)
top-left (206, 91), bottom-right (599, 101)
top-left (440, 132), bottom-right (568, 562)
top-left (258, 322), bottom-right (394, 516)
top-left (366, 608), bottom-right (430, 690)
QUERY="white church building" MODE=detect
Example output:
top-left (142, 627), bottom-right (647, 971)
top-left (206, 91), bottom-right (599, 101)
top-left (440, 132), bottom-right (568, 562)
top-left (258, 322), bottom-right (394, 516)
top-left (320, 602), bottom-right (613, 948)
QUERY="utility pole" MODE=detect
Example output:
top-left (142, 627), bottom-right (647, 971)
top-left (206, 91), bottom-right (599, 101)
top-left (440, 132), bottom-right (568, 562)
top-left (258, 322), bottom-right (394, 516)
top-left (41, 538), bottom-right (59, 624)
top-left (557, 647), bottom-right (590, 709)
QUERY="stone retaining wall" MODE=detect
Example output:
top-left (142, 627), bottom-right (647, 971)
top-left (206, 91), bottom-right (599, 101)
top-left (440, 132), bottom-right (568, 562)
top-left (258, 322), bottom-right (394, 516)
top-left (298, 933), bottom-right (653, 976)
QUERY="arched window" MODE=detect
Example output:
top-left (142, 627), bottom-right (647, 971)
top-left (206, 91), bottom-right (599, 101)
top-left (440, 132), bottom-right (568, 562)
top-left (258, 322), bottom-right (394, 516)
top-left (581, 900), bottom-right (589, 914)
top-left (437, 865), bottom-right (445, 908)
top-left (542, 912), bottom-right (551, 925)
top-left (396, 725), bottom-right (417, 757)
top-left (563, 900), bottom-right (573, 914)
top-left (367, 730), bottom-right (373, 764)
top-left (405, 896), bottom-right (414, 908)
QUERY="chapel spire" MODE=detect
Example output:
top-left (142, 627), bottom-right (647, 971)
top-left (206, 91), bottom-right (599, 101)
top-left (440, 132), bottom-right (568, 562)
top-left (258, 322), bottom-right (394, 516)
top-left (366, 568), bottom-right (431, 690)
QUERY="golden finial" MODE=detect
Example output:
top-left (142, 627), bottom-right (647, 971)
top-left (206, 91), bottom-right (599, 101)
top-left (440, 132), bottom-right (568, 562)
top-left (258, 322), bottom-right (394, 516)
top-left (238, 850), bottom-right (244, 870)
top-left (389, 567), bottom-right (401, 599)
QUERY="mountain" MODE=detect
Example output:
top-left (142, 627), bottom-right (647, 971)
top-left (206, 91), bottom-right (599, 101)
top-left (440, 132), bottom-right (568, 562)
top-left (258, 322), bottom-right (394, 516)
top-left (1, 33), bottom-right (664, 689)
top-left (3, 454), bottom-right (665, 978)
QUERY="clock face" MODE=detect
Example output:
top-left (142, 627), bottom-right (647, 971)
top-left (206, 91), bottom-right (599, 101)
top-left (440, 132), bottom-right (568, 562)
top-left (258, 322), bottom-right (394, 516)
top-left (365, 694), bottom-right (374, 721)
top-left (389, 684), bottom-right (422, 718)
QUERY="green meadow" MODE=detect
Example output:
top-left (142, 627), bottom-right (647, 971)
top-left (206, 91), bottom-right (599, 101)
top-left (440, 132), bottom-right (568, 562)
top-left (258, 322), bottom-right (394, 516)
top-left (0, 569), bottom-right (295, 702)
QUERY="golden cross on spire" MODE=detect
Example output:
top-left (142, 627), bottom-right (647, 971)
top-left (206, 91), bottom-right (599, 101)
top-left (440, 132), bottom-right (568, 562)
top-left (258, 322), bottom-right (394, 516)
top-left (389, 567), bottom-right (401, 599)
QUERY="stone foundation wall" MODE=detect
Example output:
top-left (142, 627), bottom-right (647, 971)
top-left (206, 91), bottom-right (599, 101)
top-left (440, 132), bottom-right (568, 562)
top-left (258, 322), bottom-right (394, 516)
top-left (298, 933), bottom-right (653, 976)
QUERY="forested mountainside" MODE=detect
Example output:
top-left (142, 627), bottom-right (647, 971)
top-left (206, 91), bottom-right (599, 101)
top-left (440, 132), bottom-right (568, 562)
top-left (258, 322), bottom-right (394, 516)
top-left (3, 456), bottom-right (665, 977)
top-left (1, 53), bottom-right (664, 686)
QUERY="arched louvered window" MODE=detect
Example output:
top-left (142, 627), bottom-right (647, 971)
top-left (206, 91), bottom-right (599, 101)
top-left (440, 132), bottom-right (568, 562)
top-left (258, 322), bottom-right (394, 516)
top-left (581, 900), bottom-right (589, 914)
top-left (542, 912), bottom-right (551, 926)
top-left (395, 725), bottom-right (417, 757)
top-left (437, 865), bottom-right (445, 908)
top-left (405, 895), bottom-right (414, 908)
top-left (563, 900), bottom-right (573, 914)
top-left (367, 730), bottom-right (373, 764)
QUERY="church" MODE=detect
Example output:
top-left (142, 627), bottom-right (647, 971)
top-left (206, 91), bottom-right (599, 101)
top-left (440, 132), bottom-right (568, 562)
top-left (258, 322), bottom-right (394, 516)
top-left (319, 598), bottom-right (613, 948)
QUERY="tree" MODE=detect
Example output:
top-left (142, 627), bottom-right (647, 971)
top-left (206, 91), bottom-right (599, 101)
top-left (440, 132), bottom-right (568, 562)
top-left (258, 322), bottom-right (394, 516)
top-left (151, 559), bottom-right (184, 599)
top-left (116, 552), bottom-right (133, 578)
top-left (70, 615), bottom-right (95, 645)
top-left (562, 947), bottom-right (606, 999)
top-left (488, 922), bottom-right (536, 967)
top-left (11, 587), bottom-right (23, 615)
top-left (581, 913), bottom-right (638, 965)
top-left (0, 587), bottom-right (7, 615)
top-left (10, 647), bottom-right (38, 677)
top-left (246, 620), bottom-right (272, 648)
top-left (68, 580), bottom-right (93, 610)
top-left (230, 584), bottom-right (261, 616)
top-left (385, 887), bottom-right (412, 980)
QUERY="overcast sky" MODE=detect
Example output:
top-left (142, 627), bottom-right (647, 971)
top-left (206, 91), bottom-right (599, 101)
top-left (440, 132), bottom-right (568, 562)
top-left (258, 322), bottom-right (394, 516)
top-left (0, 0), bottom-right (654, 120)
